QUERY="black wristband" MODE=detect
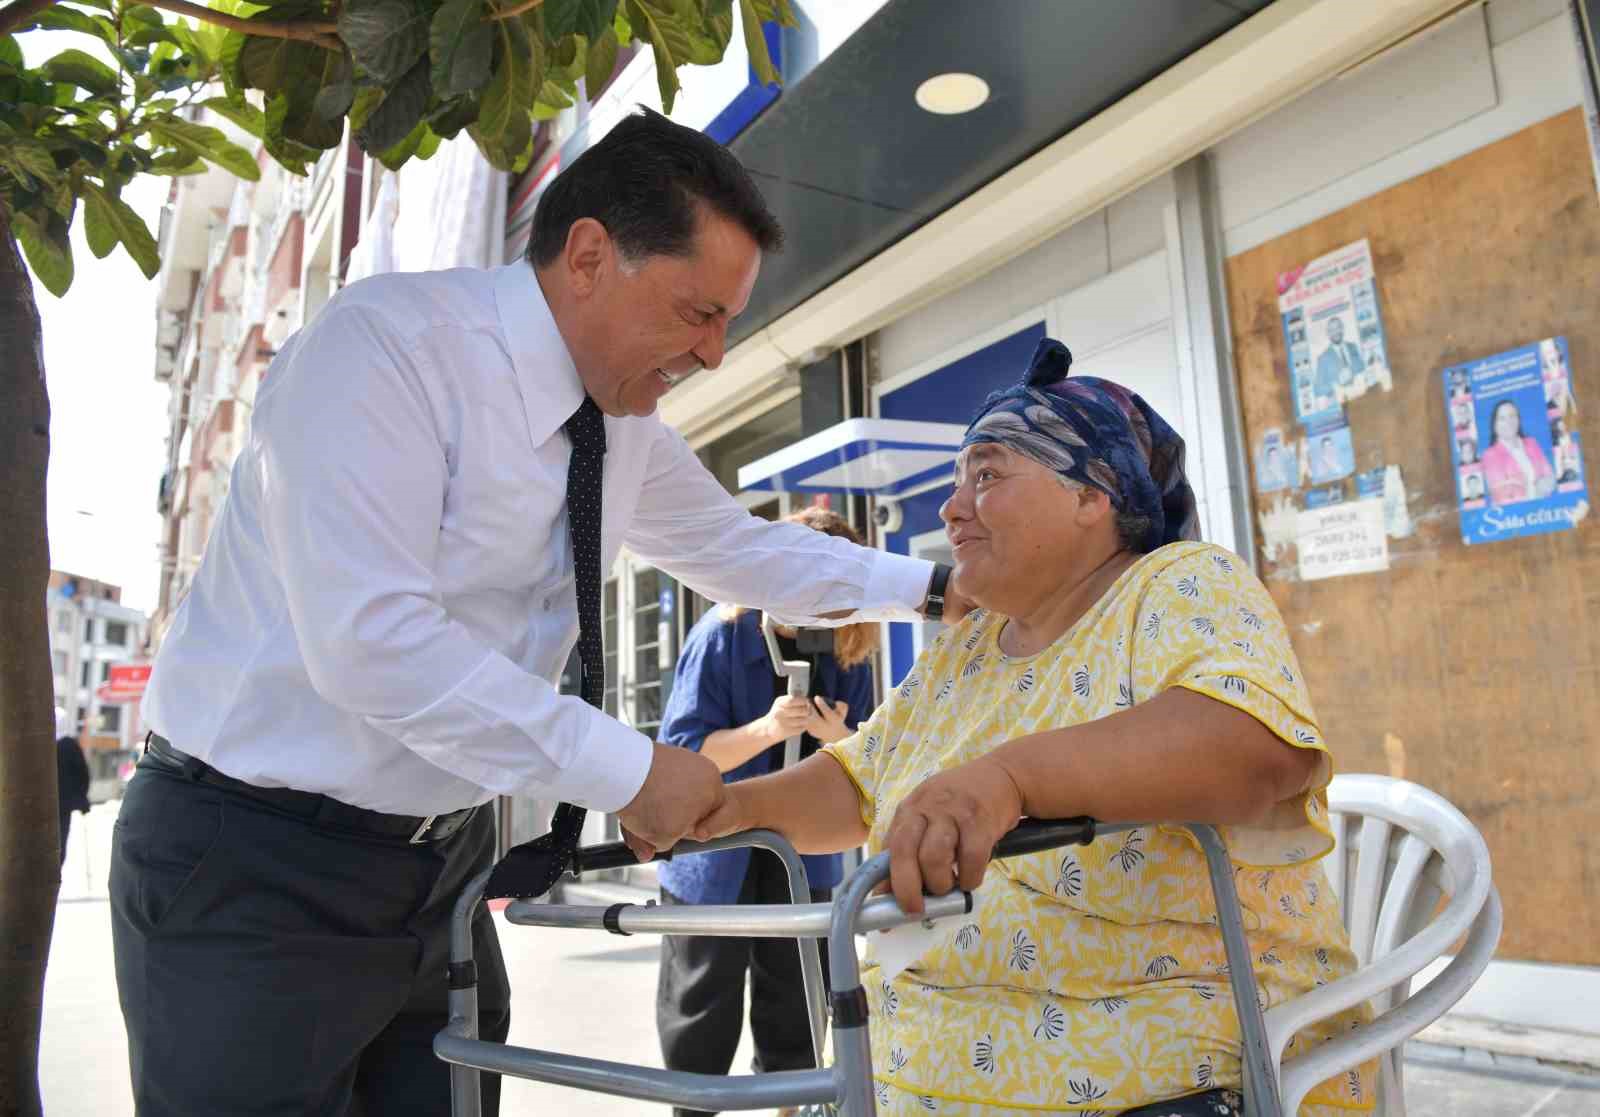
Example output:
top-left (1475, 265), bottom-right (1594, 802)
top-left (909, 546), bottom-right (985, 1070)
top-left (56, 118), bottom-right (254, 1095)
top-left (923, 562), bottom-right (953, 622)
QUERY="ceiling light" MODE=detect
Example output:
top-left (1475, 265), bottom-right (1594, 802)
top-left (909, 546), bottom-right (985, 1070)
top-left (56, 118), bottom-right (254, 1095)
top-left (915, 72), bottom-right (990, 115)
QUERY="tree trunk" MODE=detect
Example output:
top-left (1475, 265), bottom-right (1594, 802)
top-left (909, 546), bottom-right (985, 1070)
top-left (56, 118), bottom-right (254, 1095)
top-left (0, 206), bottom-right (59, 1117)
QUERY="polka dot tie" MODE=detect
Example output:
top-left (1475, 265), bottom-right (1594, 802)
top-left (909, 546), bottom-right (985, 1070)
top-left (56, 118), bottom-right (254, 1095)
top-left (485, 397), bottom-right (607, 901)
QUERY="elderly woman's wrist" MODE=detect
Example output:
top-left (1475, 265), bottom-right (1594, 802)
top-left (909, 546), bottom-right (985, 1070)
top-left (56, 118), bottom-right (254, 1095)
top-left (973, 753), bottom-right (1027, 825)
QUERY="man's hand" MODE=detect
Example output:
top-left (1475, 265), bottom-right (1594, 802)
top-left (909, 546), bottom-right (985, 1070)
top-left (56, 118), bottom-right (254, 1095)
top-left (616, 743), bottom-right (727, 861)
top-left (881, 756), bottom-right (1023, 914)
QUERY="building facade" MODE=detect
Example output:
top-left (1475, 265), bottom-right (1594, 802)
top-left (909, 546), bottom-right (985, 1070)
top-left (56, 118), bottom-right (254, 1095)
top-left (149, 122), bottom-right (365, 646)
top-left (143, 0), bottom-right (1600, 1032)
top-left (47, 571), bottom-right (149, 799)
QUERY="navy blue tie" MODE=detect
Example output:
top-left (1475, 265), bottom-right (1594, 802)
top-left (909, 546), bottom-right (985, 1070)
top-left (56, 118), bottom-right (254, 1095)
top-left (485, 397), bottom-right (606, 900)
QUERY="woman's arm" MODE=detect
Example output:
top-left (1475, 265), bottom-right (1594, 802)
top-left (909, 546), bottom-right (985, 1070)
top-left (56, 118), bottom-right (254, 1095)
top-left (700, 694), bottom-right (812, 772)
top-left (692, 751), bottom-right (869, 855)
top-left (880, 687), bottom-right (1321, 913)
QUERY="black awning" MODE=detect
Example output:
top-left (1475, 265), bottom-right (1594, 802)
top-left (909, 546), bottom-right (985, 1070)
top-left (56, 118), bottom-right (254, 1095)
top-left (729, 0), bottom-right (1273, 346)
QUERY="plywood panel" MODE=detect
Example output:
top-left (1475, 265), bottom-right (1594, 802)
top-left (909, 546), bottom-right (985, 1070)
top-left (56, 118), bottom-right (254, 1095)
top-left (1223, 110), bottom-right (1600, 964)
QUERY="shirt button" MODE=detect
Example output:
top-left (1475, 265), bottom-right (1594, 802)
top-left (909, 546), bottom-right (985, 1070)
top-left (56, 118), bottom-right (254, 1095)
top-left (543, 598), bottom-right (551, 612)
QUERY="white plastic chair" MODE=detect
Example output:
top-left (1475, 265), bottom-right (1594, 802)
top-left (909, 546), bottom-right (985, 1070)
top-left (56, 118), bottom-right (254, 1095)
top-left (1264, 773), bottom-right (1503, 1114)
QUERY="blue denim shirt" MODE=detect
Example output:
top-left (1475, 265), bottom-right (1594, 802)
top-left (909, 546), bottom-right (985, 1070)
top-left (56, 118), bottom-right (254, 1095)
top-left (656, 608), bottom-right (876, 903)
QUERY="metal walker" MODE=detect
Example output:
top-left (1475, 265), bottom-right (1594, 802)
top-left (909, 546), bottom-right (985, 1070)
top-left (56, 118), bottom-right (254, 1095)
top-left (436, 819), bottom-right (1287, 1117)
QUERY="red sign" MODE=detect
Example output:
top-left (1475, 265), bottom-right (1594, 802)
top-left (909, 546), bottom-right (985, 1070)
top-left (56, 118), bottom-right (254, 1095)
top-left (96, 663), bottom-right (152, 705)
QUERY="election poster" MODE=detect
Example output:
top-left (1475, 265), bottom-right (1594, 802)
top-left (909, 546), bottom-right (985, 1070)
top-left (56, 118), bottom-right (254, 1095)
top-left (1444, 336), bottom-right (1588, 545)
top-left (1278, 239), bottom-right (1393, 427)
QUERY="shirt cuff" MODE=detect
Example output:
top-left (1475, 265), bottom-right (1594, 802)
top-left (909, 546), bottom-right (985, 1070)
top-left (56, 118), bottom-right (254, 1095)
top-left (552, 708), bottom-right (655, 813)
top-left (856, 551), bottom-right (934, 622)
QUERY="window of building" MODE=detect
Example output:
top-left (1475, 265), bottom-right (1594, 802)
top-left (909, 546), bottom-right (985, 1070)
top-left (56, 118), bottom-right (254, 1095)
top-left (53, 650), bottom-right (68, 676)
top-left (101, 661), bottom-right (113, 682)
top-left (104, 621), bottom-right (128, 647)
top-left (80, 660), bottom-right (91, 687)
top-left (100, 706), bottom-right (122, 734)
top-left (56, 611), bottom-right (72, 634)
top-left (83, 617), bottom-right (95, 642)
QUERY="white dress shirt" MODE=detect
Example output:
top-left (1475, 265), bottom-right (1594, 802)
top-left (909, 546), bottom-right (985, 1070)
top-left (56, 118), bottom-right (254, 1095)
top-left (144, 263), bottom-right (933, 815)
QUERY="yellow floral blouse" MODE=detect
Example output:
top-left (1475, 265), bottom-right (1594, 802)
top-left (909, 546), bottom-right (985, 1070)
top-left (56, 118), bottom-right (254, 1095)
top-left (823, 542), bottom-right (1375, 1115)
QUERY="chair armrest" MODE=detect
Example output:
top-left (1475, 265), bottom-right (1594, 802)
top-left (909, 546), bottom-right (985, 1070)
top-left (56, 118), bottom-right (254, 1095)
top-left (1275, 888), bottom-right (1502, 1113)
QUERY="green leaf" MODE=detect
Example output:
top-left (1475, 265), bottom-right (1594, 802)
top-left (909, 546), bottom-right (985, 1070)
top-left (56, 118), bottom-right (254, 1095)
top-left (544, 0), bottom-right (618, 43)
top-left (476, 16), bottom-right (537, 144)
top-left (626, 0), bottom-right (678, 113)
top-left (24, 8), bottom-right (120, 51)
top-left (237, 35), bottom-right (320, 92)
top-left (339, 0), bottom-right (433, 84)
top-left (356, 55), bottom-right (432, 155)
top-left (310, 47), bottom-right (356, 123)
top-left (262, 92), bottom-right (315, 173)
top-left (201, 95), bottom-right (266, 138)
top-left (80, 180), bottom-right (158, 276)
top-left (41, 48), bottom-right (121, 95)
top-left (430, 0), bottom-right (494, 97)
top-left (373, 117), bottom-right (428, 170)
top-left (124, 5), bottom-right (165, 28)
top-left (415, 125), bottom-right (442, 159)
top-left (0, 126), bottom-right (61, 187)
top-left (737, 0), bottom-right (778, 88)
top-left (584, 26), bottom-right (616, 99)
top-left (13, 208), bottom-right (74, 297)
top-left (147, 150), bottom-right (207, 174)
top-left (1, 34), bottom-right (22, 69)
top-left (426, 93), bottom-right (479, 139)
top-left (535, 77), bottom-right (571, 110)
top-left (147, 117), bottom-right (262, 180)
top-left (349, 85), bottom-right (385, 132)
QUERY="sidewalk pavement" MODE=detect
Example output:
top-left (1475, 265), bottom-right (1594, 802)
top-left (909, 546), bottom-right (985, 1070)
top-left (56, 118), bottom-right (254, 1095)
top-left (42, 800), bottom-right (1600, 1116)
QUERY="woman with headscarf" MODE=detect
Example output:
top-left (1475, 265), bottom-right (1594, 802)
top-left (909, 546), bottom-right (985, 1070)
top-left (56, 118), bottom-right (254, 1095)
top-left (695, 340), bottom-right (1375, 1116)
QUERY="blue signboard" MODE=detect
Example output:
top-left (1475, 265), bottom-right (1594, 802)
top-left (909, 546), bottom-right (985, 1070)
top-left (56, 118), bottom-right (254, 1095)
top-left (1445, 336), bottom-right (1586, 545)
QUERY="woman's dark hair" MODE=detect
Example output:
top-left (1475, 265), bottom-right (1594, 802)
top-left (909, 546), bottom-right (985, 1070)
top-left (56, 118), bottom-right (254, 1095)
top-left (527, 107), bottom-right (784, 268)
top-left (1489, 400), bottom-right (1524, 446)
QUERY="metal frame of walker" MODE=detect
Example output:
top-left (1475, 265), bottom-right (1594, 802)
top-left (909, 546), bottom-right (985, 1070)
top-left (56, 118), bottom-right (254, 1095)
top-left (436, 818), bottom-right (1287, 1117)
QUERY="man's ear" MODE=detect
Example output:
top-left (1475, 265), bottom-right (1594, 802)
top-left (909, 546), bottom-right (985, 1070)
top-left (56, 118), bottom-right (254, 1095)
top-left (563, 217), bottom-right (611, 298)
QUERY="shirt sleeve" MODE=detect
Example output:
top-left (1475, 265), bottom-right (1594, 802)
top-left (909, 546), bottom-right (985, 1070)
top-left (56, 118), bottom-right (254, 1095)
top-left (658, 619), bottom-right (734, 753)
top-left (253, 305), bottom-right (651, 812)
top-left (1127, 545), bottom-right (1335, 867)
top-left (624, 422), bottom-right (933, 625)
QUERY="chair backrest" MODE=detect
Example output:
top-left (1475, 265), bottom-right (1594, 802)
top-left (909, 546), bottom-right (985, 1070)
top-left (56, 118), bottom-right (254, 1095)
top-left (1261, 774), bottom-right (1501, 1115)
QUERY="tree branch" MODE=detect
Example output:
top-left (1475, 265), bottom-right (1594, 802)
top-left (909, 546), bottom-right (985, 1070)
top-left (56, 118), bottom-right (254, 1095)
top-left (486, 0), bottom-right (544, 23)
top-left (0, 0), bottom-right (58, 38)
top-left (138, 0), bottom-right (341, 48)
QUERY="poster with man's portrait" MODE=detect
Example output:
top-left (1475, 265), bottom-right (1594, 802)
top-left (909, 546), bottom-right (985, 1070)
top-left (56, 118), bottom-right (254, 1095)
top-left (1278, 239), bottom-right (1393, 427)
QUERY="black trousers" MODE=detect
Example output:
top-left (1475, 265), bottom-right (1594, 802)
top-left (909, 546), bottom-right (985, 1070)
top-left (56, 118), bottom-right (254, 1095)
top-left (109, 752), bottom-right (510, 1116)
top-left (656, 850), bottom-right (831, 1117)
top-left (59, 810), bottom-right (72, 868)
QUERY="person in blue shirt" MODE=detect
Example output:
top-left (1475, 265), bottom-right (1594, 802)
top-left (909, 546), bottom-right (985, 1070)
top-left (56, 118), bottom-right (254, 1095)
top-left (655, 506), bottom-right (879, 1117)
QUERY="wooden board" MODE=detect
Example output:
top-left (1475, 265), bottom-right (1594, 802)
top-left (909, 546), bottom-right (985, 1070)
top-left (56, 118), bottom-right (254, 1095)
top-left (1224, 110), bottom-right (1600, 965)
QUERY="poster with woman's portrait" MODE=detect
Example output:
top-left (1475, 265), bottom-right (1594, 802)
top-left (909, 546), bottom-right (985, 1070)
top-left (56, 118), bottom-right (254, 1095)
top-left (1442, 336), bottom-right (1588, 545)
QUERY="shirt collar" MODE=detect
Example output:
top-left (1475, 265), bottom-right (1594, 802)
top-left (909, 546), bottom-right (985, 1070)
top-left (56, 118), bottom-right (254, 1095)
top-left (492, 261), bottom-right (587, 448)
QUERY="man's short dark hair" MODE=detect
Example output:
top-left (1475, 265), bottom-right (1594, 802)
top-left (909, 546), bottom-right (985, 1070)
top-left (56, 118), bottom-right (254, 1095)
top-left (527, 107), bottom-right (784, 268)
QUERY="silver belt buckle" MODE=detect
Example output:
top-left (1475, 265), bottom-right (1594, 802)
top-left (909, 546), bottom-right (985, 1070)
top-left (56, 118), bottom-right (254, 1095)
top-left (409, 814), bottom-right (439, 844)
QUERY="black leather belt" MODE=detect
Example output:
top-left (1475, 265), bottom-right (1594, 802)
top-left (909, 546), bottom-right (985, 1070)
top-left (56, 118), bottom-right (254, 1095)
top-left (142, 733), bottom-right (477, 845)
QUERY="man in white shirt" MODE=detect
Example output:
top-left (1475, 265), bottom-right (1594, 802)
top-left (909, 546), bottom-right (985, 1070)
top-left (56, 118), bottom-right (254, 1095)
top-left (111, 109), bottom-right (954, 1116)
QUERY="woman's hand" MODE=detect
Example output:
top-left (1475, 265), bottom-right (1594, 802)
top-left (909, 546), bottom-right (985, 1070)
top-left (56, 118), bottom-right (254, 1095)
top-left (805, 697), bottom-right (852, 744)
top-left (691, 781), bottom-right (751, 843)
top-left (761, 694), bottom-right (813, 744)
top-left (881, 756), bottom-right (1024, 915)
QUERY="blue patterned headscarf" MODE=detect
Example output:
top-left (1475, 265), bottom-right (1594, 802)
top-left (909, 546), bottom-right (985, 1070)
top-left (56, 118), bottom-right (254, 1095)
top-left (960, 338), bottom-right (1200, 553)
